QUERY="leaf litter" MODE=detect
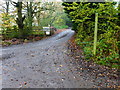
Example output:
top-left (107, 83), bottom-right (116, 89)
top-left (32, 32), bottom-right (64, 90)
top-left (66, 36), bottom-right (119, 88)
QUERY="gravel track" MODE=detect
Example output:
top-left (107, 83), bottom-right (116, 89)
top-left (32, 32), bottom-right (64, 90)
top-left (2, 29), bottom-right (97, 88)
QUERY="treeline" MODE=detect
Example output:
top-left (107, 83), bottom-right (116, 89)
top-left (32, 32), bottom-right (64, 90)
top-left (62, 0), bottom-right (120, 68)
top-left (0, 1), bottom-right (70, 39)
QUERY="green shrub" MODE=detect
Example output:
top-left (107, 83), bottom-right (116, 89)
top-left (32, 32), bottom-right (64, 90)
top-left (32, 30), bottom-right (45, 37)
top-left (77, 38), bottom-right (120, 69)
top-left (2, 41), bottom-right (12, 46)
top-left (54, 25), bottom-right (68, 29)
top-left (63, 2), bottom-right (120, 69)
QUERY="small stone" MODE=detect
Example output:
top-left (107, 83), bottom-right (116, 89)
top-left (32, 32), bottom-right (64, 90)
top-left (59, 65), bottom-right (63, 67)
top-left (43, 72), bottom-right (45, 73)
top-left (62, 78), bottom-right (65, 81)
top-left (24, 82), bottom-right (27, 85)
top-left (31, 54), bottom-right (35, 57)
top-left (11, 78), bottom-right (13, 81)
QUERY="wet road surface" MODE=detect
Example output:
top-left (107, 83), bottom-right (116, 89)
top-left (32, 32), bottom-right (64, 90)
top-left (2, 29), bottom-right (96, 88)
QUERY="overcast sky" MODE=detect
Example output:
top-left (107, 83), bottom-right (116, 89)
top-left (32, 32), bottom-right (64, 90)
top-left (0, 0), bottom-right (120, 3)
top-left (0, 0), bottom-right (119, 11)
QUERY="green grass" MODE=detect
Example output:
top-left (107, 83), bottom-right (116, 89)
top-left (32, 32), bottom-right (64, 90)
top-left (54, 25), bottom-right (68, 29)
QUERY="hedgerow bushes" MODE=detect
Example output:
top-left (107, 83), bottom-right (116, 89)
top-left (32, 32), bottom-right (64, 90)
top-left (62, 1), bottom-right (120, 68)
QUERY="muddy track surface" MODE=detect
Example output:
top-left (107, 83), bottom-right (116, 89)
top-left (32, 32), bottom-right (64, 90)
top-left (2, 29), bottom-right (98, 88)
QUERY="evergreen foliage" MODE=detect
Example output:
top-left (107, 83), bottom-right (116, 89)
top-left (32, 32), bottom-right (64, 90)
top-left (62, 1), bottom-right (120, 68)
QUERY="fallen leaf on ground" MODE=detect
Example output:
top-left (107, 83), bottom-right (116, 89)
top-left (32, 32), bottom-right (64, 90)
top-left (59, 65), bottom-right (63, 67)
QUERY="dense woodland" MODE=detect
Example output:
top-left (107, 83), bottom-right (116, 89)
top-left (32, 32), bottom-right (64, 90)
top-left (62, 0), bottom-right (120, 69)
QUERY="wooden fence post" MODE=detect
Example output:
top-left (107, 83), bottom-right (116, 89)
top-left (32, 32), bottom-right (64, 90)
top-left (93, 13), bottom-right (98, 55)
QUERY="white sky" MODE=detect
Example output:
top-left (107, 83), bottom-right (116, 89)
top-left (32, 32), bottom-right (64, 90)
top-left (0, 0), bottom-right (62, 2)
top-left (0, 0), bottom-right (119, 12)
top-left (0, 0), bottom-right (120, 3)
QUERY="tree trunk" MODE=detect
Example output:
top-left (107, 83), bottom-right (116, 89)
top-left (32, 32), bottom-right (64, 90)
top-left (29, 2), bottom-right (33, 31)
top-left (16, 1), bottom-right (25, 38)
top-left (6, 1), bottom-right (9, 15)
top-left (27, 2), bottom-right (33, 33)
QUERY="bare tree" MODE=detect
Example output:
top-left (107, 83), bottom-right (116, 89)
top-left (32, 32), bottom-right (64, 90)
top-left (0, 0), bottom-right (10, 14)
